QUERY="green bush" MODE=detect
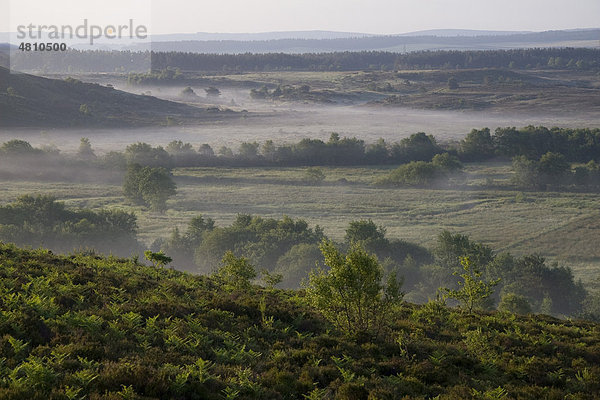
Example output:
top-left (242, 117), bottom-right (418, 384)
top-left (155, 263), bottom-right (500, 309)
top-left (306, 240), bottom-right (403, 337)
top-left (498, 293), bottom-right (532, 315)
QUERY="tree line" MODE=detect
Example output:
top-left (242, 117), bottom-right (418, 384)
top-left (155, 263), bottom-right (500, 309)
top-left (3, 127), bottom-right (598, 172)
top-left (10, 48), bottom-right (600, 74)
top-left (0, 195), bottom-right (141, 255)
top-left (151, 48), bottom-right (600, 72)
top-left (107, 127), bottom-right (600, 168)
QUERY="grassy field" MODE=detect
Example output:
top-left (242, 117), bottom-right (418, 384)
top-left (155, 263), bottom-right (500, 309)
top-left (1, 163), bottom-right (599, 286)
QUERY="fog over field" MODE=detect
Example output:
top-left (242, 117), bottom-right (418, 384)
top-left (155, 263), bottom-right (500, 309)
top-left (2, 103), bottom-right (599, 154)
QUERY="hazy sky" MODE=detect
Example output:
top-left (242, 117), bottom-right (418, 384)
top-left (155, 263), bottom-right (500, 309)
top-left (3, 0), bottom-right (599, 34)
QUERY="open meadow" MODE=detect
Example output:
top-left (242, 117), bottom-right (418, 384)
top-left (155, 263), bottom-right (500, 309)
top-left (2, 162), bottom-right (599, 288)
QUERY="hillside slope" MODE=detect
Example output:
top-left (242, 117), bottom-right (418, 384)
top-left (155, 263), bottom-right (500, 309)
top-left (0, 67), bottom-right (235, 127)
top-left (0, 242), bottom-right (598, 399)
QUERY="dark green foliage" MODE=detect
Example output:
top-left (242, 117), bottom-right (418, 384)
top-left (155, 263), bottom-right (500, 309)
top-left (427, 231), bottom-right (586, 317)
top-left (237, 141), bottom-right (260, 160)
top-left (460, 128), bottom-right (496, 161)
top-left (306, 240), bottom-right (403, 337)
top-left (431, 153), bottom-right (463, 172)
top-left (260, 269), bottom-right (283, 290)
top-left (0, 139), bottom-right (41, 155)
top-left (342, 220), bottom-right (432, 283)
top-left (499, 293), bottom-right (532, 315)
top-left (165, 140), bottom-right (198, 166)
top-left (0, 195), bottom-right (141, 256)
top-left (160, 215), bottom-right (216, 270)
top-left (274, 243), bottom-right (323, 288)
top-left (123, 164), bottom-right (177, 212)
top-left (345, 219), bottom-right (387, 247)
top-left (494, 126), bottom-right (600, 162)
top-left (0, 242), bottom-right (598, 399)
top-left (434, 230), bottom-right (494, 271)
top-left (375, 153), bottom-right (463, 187)
top-left (250, 84), bottom-right (331, 103)
top-left (12, 47), bottom-right (600, 74)
top-left (443, 257), bottom-right (500, 313)
top-left (189, 214), bottom-right (325, 275)
top-left (144, 250), bottom-right (172, 268)
top-left (165, 216), bottom-right (430, 289)
top-left (538, 152), bottom-right (570, 177)
top-left (512, 155), bottom-right (541, 189)
top-left (376, 161), bottom-right (438, 186)
top-left (213, 251), bottom-right (257, 291)
top-left (496, 255), bottom-right (587, 316)
top-left (512, 151), bottom-right (599, 190)
top-left (390, 132), bottom-right (443, 163)
top-left (124, 143), bottom-right (172, 168)
top-left (3, 126), bottom-right (598, 174)
top-left (148, 47), bottom-right (600, 72)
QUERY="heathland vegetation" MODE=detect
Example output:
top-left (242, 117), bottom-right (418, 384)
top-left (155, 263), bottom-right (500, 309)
top-left (0, 241), bottom-right (599, 399)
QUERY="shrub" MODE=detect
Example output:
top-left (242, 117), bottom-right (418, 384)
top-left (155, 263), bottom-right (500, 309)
top-left (306, 240), bottom-right (403, 337)
top-left (498, 293), bottom-right (532, 314)
top-left (443, 257), bottom-right (500, 313)
top-left (213, 251), bottom-right (257, 291)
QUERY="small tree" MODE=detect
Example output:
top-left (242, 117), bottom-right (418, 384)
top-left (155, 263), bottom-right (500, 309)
top-left (123, 164), bottom-right (177, 212)
top-left (538, 152), bottom-right (570, 177)
top-left (78, 137), bottom-right (96, 159)
top-left (213, 251), bottom-right (256, 291)
top-left (444, 256), bottom-right (500, 313)
top-left (304, 167), bottom-right (325, 183)
top-left (306, 240), bottom-right (403, 336)
top-left (144, 250), bottom-right (172, 268)
top-left (198, 144), bottom-right (215, 157)
top-left (238, 142), bottom-right (260, 159)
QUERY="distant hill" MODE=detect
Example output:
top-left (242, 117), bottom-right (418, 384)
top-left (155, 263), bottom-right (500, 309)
top-left (0, 67), bottom-right (235, 127)
top-left (150, 30), bottom-right (374, 42)
top-left (133, 29), bottom-right (600, 54)
top-left (399, 29), bottom-right (533, 37)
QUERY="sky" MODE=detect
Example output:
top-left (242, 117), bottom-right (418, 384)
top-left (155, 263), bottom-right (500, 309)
top-left (2, 0), bottom-right (600, 35)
